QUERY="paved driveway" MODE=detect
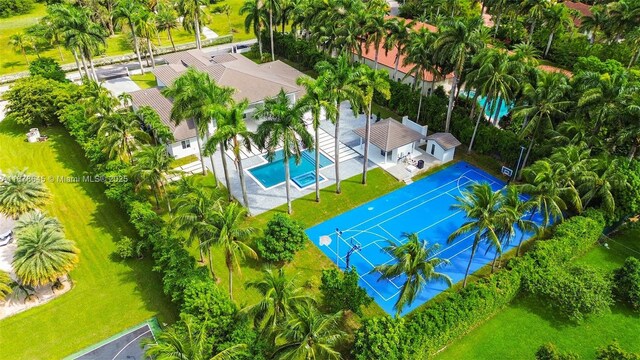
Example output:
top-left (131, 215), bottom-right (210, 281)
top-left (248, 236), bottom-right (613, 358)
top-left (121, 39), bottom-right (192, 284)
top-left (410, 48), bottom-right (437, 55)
top-left (102, 76), bottom-right (142, 96)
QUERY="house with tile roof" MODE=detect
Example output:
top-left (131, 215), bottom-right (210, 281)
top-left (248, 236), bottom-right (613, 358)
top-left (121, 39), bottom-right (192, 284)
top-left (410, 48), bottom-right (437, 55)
top-left (129, 49), bottom-right (307, 159)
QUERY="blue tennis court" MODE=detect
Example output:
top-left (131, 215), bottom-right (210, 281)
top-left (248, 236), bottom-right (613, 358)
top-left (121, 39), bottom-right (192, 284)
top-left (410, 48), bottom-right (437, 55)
top-left (306, 161), bottom-right (540, 316)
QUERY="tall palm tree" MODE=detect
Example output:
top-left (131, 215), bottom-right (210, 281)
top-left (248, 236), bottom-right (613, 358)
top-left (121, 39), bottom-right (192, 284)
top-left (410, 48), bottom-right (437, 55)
top-left (296, 75), bottom-right (337, 202)
top-left (98, 111), bottom-right (151, 164)
top-left (502, 186), bottom-right (538, 256)
top-left (579, 6), bottom-right (608, 44)
top-left (576, 71), bottom-right (630, 140)
top-left (577, 156), bottom-right (626, 214)
top-left (542, 2), bottom-right (573, 58)
top-left (448, 183), bottom-right (503, 288)
top-left (114, 0), bottom-right (146, 74)
top-left (9, 33), bottom-right (32, 65)
top-left (14, 211), bottom-right (62, 233)
top-left (373, 233), bottom-right (452, 315)
top-left (264, 0), bottom-right (280, 61)
top-left (163, 68), bottom-right (234, 180)
top-left (403, 28), bottom-right (438, 122)
top-left (12, 224), bottom-right (79, 287)
top-left (520, 0), bottom-right (550, 44)
top-left (145, 314), bottom-right (247, 360)
top-left (131, 145), bottom-right (175, 211)
top-left (0, 169), bottom-right (49, 219)
top-left (240, 0), bottom-right (267, 58)
top-left (0, 271), bottom-right (11, 301)
top-left (384, 17), bottom-right (412, 80)
top-left (179, 0), bottom-right (207, 49)
top-left (254, 90), bottom-right (314, 214)
top-left (357, 66), bottom-right (391, 185)
top-left (136, 10), bottom-right (157, 69)
top-left (361, 0), bottom-right (388, 69)
top-left (316, 54), bottom-right (364, 194)
top-left (272, 302), bottom-right (345, 360)
top-left (241, 267), bottom-right (313, 334)
top-left (156, 4), bottom-right (179, 51)
top-left (211, 202), bottom-right (257, 300)
top-left (204, 100), bottom-right (253, 209)
top-left (434, 18), bottom-right (485, 133)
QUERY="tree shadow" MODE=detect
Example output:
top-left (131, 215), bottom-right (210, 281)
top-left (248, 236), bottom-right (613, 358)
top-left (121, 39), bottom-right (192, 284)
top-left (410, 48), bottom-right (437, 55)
top-left (2, 61), bottom-right (23, 69)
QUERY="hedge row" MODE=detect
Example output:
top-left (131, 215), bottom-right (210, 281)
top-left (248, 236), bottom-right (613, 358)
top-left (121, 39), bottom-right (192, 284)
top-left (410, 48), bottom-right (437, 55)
top-left (353, 213), bottom-right (605, 359)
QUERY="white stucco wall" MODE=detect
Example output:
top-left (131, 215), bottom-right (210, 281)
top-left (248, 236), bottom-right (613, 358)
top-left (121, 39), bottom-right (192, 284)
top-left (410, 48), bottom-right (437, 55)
top-left (168, 136), bottom-right (199, 159)
top-left (426, 140), bottom-right (455, 163)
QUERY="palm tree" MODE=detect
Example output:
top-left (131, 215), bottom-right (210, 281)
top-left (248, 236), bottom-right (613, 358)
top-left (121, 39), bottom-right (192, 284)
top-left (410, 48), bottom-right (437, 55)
top-left (520, 0), bottom-right (550, 44)
top-left (163, 68), bottom-right (234, 180)
top-left (136, 10), bottom-right (157, 69)
top-left (296, 75), bottom-right (337, 202)
top-left (98, 111), bottom-right (151, 164)
top-left (0, 170), bottom-right (49, 219)
top-left (579, 6), bottom-right (608, 44)
top-left (361, 0), bottom-right (388, 69)
top-left (542, 2), bottom-right (573, 58)
top-left (264, 0), bottom-right (279, 61)
top-left (502, 186), bottom-right (538, 256)
top-left (204, 100), bottom-right (253, 209)
top-left (12, 224), bottom-right (79, 287)
top-left (577, 156), bottom-right (626, 215)
top-left (240, 0), bottom-right (267, 58)
top-left (434, 18), bottom-right (485, 133)
top-left (448, 183), bottom-right (503, 288)
top-left (272, 302), bottom-right (345, 360)
top-left (403, 28), bottom-right (438, 122)
top-left (316, 54), bottom-right (364, 194)
top-left (357, 66), bottom-right (391, 185)
top-left (179, 0), bottom-right (207, 49)
top-left (114, 0), bottom-right (146, 74)
top-left (254, 90), bottom-right (314, 214)
top-left (513, 71), bottom-right (572, 178)
top-left (145, 314), bottom-right (247, 360)
top-left (373, 233), bottom-right (452, 315)
top-left (384, 16), bottom-right (412, 80)
top-left (156, 4), bottom-right (179, 51)
top-left (9, 33), bottom-right (32, 65)
top-left (14, 211), bottom-right (62, 233)
top-left (131, 145), bottom-right (175, 211)
top-left (211, 202), bottom-right (257, 300)
top-left (241, 267), bottom-right (313, 334)
top-left (0, 271), bottom-right (11, 301)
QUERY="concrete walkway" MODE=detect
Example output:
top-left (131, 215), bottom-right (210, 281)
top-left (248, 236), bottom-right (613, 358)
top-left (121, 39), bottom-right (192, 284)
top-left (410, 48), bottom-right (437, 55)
top-left (201, 26), bottom-right (219, 40)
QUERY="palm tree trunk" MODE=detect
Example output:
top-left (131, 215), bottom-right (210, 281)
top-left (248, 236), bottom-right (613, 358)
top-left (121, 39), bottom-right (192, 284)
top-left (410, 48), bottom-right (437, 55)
top-left (528, 21), bottom-right (536, 44)
top-left (269, 7), bottom-right (275, 61)
top-left (79, 52), bottom-right (90, 80)
top-left (72, 49), bottom-right (83, 79)
top-left (284, 154), bottom-right (292, 214)
top-left (334, 102), bottom-right (342, 194)
top-left (468, 100), bottom-right (488, 153)
top-left (205, 129), bottom-right (219, 187)
top-left (146, 38), bottom-right (156, 69)
top-left (416, 84), bottom-right (424, 122)
top-left (492, 96), bottom-right (503, 126)
top-left (198, 241), bottom-right (205, 262)
top-left (628, 47), bottom-right (640, 69)
top-left (130, 20), bottom-right (145, 74)
top-left (208, 247), bottom-right (216, 280)
top-left (195, 124), bottom-right (207, 176)
top-left (57, 45), bottom-right (64, 62)
top-left (228, 257), bottom-right (233, 300)
top-left (463, 245), bottom-right (477, 287)
top-left (315, 125), bottom-right (321, 202)
top-left (444, 72), bottom-right (459, 133)
top-left (220, 143), bottom-right (232, 200)
top-left (362, 101), bottom-right (373, 184)
top-left (469, 91), bottom-right (480, 119)
top-left (628, 142), bottom-right (638, 160)
top-left (88, 54), bottom-right (98, 81)
top-left (393, 50), bottom-right (401, 79)
top-left (194, 11), bottom-right (202, 49)
top-left (168, 28), bottom-right (176, 51)
top-left (234, 137), bottom-right (250, 212)
top-left (491, 249), bottom-right (499, 273)
top-left (518, 135), bottom-right (535, 180)
top-left (494, 11), bottom-right (502, 38)
top-left (257, 24), bottom-right (263, 57)
top-left (516, 232), bottom-right (525, 256)
top-left (544, 32), bottom-right (555, 58)
top-left (373, 48), bottom-right (379, 70)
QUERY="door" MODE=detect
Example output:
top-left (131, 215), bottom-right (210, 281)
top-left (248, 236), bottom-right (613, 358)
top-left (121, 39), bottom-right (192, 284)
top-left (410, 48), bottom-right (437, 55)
top-left (430, 144), bottom-right (435, 155)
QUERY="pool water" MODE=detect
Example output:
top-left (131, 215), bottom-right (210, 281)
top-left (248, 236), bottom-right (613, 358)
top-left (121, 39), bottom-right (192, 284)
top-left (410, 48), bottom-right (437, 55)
top-left (292, 172), bottom-right (326, 188)
top-left (248, 149), bottom-right (333, 189)
top-left (466, 90), bottom-right (513, 121)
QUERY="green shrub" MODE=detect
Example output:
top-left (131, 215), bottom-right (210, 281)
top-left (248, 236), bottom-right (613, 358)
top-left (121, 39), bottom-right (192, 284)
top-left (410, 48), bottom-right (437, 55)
top-left (353, 316), bottom-right (409, 360)
top-left (320, 267), bottom-right (372, 316)
top-left (0, 0), bottom-right (34, 18)
top-left (536, 343), bottom-right (580, 360)
top-left (256, 213), bottom-right (308, 263)
top-left (28, 57), bottom-right (67, 82)
top-left (114, 236), bottom-right (139, 259)
top-left (596, 341), bottom-right (640, 360)
top-left (613, 257), bottom-right (640, 312)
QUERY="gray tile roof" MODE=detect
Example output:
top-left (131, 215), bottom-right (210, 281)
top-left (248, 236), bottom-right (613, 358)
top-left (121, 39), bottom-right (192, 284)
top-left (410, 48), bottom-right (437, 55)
top-left (426, 132), bottom-right (461, 150)
top-left (353, 118), bottom-right (425, 152)
top-left (129, 87), bottom-right (197, 141)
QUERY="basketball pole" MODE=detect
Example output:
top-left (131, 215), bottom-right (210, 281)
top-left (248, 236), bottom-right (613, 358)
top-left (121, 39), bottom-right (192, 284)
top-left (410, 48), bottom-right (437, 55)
top-left (335, 228), bottom-right (342, 269)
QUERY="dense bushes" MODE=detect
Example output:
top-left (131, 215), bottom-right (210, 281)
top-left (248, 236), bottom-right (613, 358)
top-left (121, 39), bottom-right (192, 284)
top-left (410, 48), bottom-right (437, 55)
top-left (320, 267), bottom-right (372, 316)
top-left (613, 257), bottom-right (640, 312)
top-left (353, 214), bottom-right (606, 358)
top-left (353, 316), bottom-right (410, 360)
top-left (0, 0), bottom-right (34, 18)
top-left (256, 213), bottom-right (307, 263)
top-left (536, 343), bottom-right (579, 360)
top-left (28, 57), bottom-right (67, 82)
top-left (596, 341), bottom-right (640, 360)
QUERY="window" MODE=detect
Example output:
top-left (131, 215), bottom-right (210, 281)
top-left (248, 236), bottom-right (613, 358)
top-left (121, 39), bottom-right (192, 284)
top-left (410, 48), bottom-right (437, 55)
top-left (181, 139), bottom-right (191, 149)
top-left (430, 144), bottom-right (436, 155)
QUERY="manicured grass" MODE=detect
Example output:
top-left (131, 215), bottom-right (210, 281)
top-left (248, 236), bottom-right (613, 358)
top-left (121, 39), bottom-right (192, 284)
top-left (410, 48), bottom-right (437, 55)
top-left (130, 72), bottom-right (157, 89)
top-left (170, 154), bottom-right (199, 168)
top-left (205, 168), bottom-right (402, 317)
top-left (435, 227), bottom-right (640, 360)
top-left (0, 120), bottom-right (177, 360)
top-left (205, 0), bottom-right (270, 42)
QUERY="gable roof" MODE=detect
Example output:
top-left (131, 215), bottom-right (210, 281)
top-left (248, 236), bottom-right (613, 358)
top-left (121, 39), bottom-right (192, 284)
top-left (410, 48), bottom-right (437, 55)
top-left (129, 87), bottom-right (197, 141)
top-left (353, 118), bottom-right (425, 152)
top-left (426, 132), bottom-right (461, 150)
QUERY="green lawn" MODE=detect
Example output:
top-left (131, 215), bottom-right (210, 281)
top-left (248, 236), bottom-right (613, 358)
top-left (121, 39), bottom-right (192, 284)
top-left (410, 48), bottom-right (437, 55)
top-left (130, 72), bottom-right (157, 89)
top-left (203, 168), bottom-right (402, 317)
top-left (205, 0), bottom-right (266, 42)
top-left (435, 227), bottom-right (640, 360)
top-left (0, 120), bottom-right (177, 359)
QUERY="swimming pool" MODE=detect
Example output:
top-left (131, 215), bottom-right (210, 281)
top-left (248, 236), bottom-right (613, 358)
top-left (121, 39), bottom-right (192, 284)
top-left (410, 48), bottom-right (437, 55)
top-left (248, 149), bottom-right (333, 189)
top-left (466, 90), bottom-right (513, 121)
top-left (306, 162), bottom-right (543, 316)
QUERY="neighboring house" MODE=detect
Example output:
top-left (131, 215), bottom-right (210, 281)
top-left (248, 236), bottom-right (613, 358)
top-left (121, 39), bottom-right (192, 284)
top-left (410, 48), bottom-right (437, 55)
top-left (356, 16), bottom-right (454, 95)
top-left (130, 49), bottom-right (307, 159)
top-left (563, 1), bottom-right (594, 39)
top-left (425, 132), bottom-right (461, 163)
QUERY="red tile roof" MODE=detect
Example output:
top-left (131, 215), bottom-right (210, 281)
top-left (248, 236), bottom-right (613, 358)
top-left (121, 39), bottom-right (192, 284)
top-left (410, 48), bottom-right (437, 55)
top-left (563, 1), bottom-right (592, 27)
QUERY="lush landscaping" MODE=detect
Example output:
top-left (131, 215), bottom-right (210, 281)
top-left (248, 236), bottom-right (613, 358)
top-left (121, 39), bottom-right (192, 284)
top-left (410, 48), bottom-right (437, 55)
top-left (0, 119), bottom-right (176, 359)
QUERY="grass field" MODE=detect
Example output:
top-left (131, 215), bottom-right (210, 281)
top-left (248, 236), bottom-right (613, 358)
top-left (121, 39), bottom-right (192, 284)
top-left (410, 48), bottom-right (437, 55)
top-left (0, 120), bottom-right (177, 359)
top-left (130, 73), bottom-right (157, 89)
top-left (436, 227), bottom-right (640, 360)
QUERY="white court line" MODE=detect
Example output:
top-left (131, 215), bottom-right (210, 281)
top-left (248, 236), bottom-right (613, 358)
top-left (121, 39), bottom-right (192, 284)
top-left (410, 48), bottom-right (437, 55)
top-left (111, 329), bottom-right (152, 360)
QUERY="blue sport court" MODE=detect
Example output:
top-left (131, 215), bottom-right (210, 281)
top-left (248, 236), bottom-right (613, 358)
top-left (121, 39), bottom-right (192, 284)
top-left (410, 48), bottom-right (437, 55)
top-left (306, 161), bottom-right (540, 316)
